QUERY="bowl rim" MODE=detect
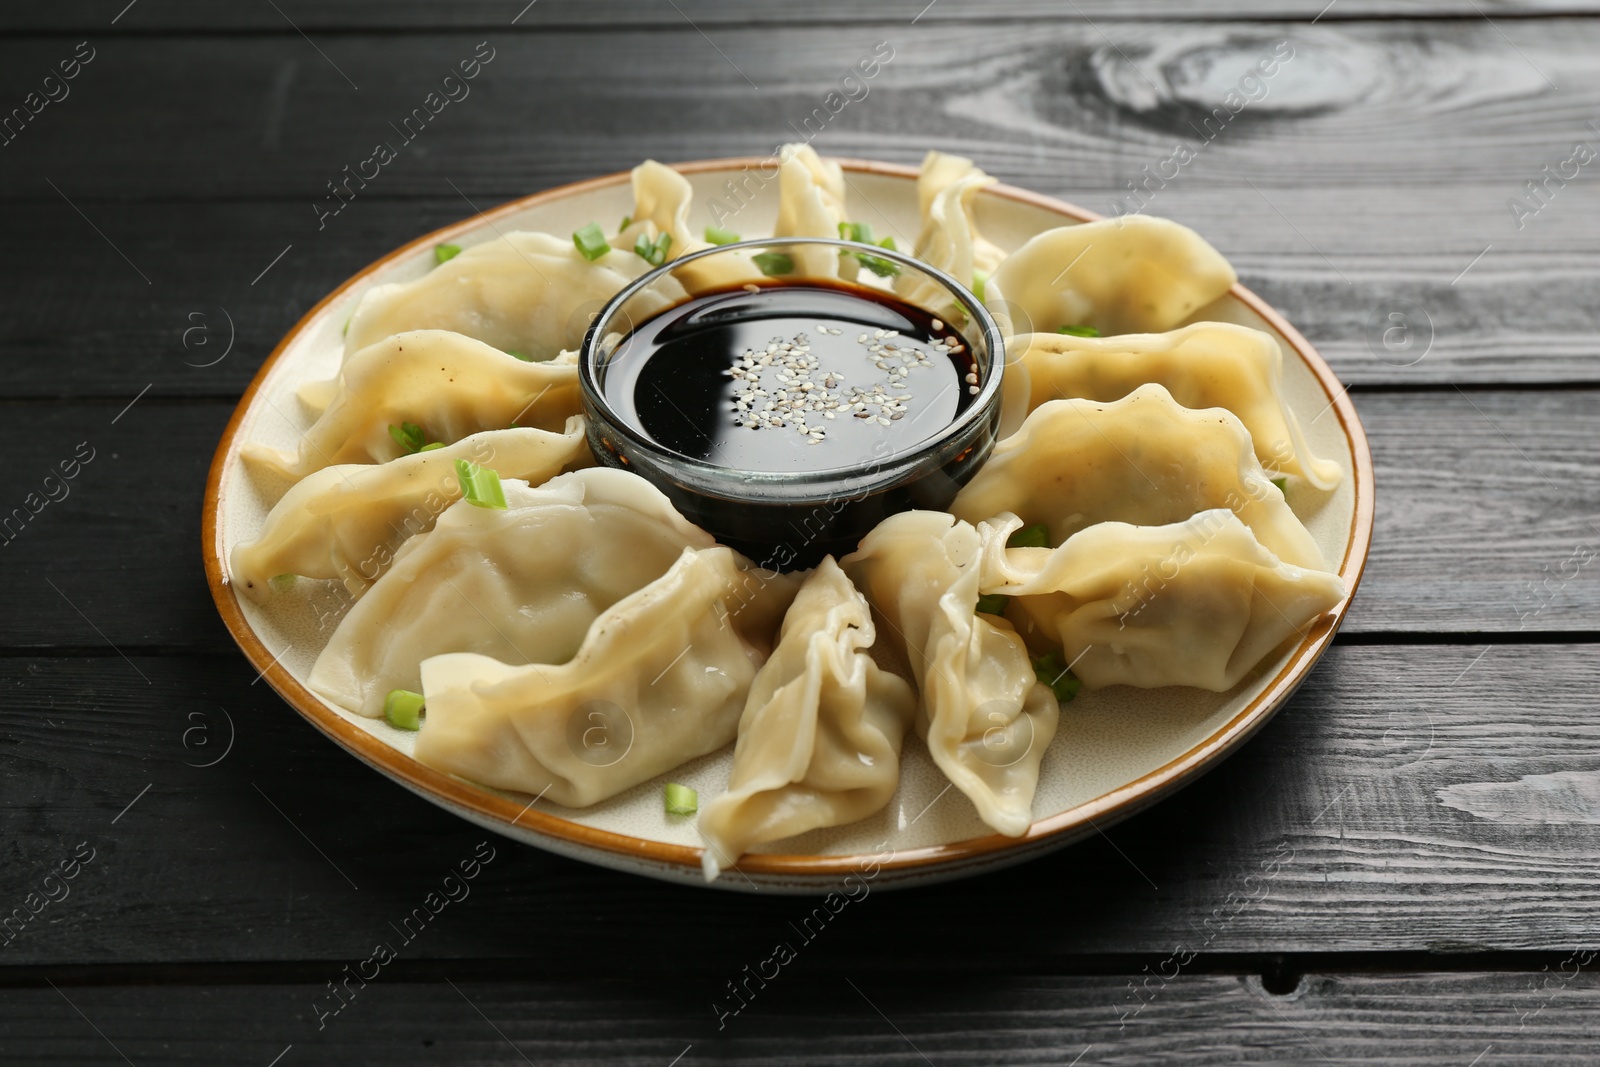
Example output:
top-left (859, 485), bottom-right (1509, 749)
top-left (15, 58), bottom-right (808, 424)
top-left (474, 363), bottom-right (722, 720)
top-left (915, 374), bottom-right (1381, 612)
top-left (201, 155), bottom-right (1376, 881)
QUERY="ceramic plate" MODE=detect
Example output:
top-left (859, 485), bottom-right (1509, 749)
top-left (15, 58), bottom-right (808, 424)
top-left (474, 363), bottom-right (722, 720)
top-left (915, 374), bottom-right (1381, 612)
top-left (202, 157), bottom-right (1374, 893)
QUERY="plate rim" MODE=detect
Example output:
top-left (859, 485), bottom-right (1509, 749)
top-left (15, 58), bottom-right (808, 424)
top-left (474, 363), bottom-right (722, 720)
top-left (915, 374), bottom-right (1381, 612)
top-left (201, 155), bottom-right (1375, 881)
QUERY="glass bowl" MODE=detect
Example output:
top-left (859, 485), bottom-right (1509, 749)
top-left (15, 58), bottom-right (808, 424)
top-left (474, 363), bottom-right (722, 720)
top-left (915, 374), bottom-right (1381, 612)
top-left (578, 236), bottom-right (1006, 569)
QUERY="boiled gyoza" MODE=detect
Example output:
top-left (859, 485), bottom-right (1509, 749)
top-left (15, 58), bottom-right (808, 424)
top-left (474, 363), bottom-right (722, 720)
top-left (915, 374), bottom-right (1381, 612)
top-left (1009, 323), bottom-right (1343, 489)
top-left (307, 468), bottom-right (789, 719)
top-left (230, 420), bottom-right (590, 603)
top-left (629, 159), bottom-right (763, 291)
top-left (697, 558), bottom-right (916, 881)
top-left (245, 330), bottom-right (583, 481)
top-left (897, 151), bottom-right (1004, 315)
top-left (985, 215), bottom-right (1236, 337)
top-left (416, 545), bottom-right (797, 808)
top-left (343, 229), bottom-right (677, 361)
top-left (843, 511), bottom-right (1058, 838)
top-left (773, 143), bottom-right (849, 277)
top-left (979, 511), bottom-right (1346, 692)
top-left (950, 383), bottom-right (1327, 572)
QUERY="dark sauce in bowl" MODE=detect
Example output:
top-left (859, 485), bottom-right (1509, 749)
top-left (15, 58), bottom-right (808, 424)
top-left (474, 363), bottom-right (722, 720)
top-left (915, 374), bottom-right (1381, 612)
top-left (583, 275), bottom-right (1003, 570)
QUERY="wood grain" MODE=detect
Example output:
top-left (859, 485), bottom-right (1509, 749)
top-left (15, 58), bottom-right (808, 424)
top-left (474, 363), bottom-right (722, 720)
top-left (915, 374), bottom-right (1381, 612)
top-left (1, 644), bottom-right (1597, 967)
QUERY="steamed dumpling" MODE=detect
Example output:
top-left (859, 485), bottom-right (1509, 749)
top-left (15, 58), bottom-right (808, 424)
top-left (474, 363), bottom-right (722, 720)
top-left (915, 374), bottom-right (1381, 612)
top-left (343, 230), bottom-right (676, 361)
top-left (950, 383), bottom-right (1327, 571)
top-left (630, 159), bottom-right (762, 291)
top-left (898, 151), bottom-right (1005, 314)
top-left (773, 143), bottom-right (849, 277)
top-left (230, 420), bottom-right (590, 603)
top-left (244, 330), bottom-right (583, 481)
top-left (843, 511), bottom-right (1058, 838)
top-left (1009, 323), bottom-right (1343, 489)
top-left (307, 468), bottom-right (746, 718)
top-left (697, 558), bottom-right (917, 881)
top-left (416, 544), bottom-right (796, 808)
top-left (979, 511), bottom-right (1346, 692)
top-left (985, 215), bottom-right (1236, 337)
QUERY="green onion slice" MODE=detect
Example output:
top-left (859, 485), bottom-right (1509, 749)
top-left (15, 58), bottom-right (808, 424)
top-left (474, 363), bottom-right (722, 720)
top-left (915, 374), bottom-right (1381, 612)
top-left (975, 593), bottom-right (1011, 616)
top-left (972, 269), bottom-right (989, 302)
top-left (505, 349), bottom-right (529, 361)
top-left (634, 231), bottom-right (673, 267)
top-left (1030, 651), bottom-right (1082, 704)
top-left (1271, 476), bottom-right (1288, 494)
top-left (418, 441), bottom-right (446, 452)
top-left (1006, 523), bottom-right (1051, 549)
top-left (854, 253), bottom-right (900, 278)
top-left (573, 222), bottom-right (611, 261)
top-left (455, 459), bottom-right (508, 509)
top-left (878, 235), bottom-right (898, 252)
top-left (704, 225), bottom-right (740, 246)
top-left (268, 573), bottom-right (298, 592)
top-left (1057, 324), bottom-right (1101, 337)
top-left (384, 689), bottom-right (425, 730)
top-left (618, 215), bottom-right (632, 232)
top-left (664, 782), bottom-right (698, 815)
top-left (388, 421), bottom-right (425, 454)
top-left (435, 243), bottom-right (462, 265)
top-left (753, 252), bottom-right (795, 276)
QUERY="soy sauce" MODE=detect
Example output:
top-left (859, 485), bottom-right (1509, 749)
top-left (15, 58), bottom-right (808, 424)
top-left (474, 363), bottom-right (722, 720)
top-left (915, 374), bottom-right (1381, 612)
top-left (601, 280), bottom-right (979, 473)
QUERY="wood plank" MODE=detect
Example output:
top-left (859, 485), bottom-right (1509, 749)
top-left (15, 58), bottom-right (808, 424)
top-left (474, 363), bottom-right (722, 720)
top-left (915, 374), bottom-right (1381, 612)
top-left (2, 643), bottom-right (1598, 968)
top-left (1, 391), bottom-right (1594, 648)
top-left (1, 185), bottom-right (1591, 403)
top-left (2, 970), bottom-right (1597, 1065)
top-left (6, 0), bottom-right (1598, 32)
top-left (0, 21), bottom-right (1593, 203)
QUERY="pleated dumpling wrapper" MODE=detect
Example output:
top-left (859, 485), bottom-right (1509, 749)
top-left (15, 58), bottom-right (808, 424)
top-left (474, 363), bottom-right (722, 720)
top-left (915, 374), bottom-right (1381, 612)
top-left (626, 160), bottom-right (764, 292)
top-left (896, 151), bottom-right (1004, 314)
top-left (342, 229), bottom-right (679, 362)
top-left (978, 511), bottom-right (1346, 692)
top-left (984, 214), bottom-right (1236, 337)
top-left (308, 467), bottom-right (797, 722)
top-left (231, 420), bottom-right (590, 603)
top-left (697, 558), bottom-right (917, 882)
top-left (1007, 322), bottom-right (1343, 490)
top-left (772, 143), bottom-right (850, 278)
top-left (245, 330), bottom-right (583, 482)
top-left (950, 383), bottom-right (1328, 573)
top-left (843, 511), bottom-right (1059, 838)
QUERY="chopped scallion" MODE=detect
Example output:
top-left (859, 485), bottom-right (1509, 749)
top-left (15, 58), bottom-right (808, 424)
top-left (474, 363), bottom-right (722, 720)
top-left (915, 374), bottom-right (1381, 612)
top-left (753, 251), bottom-right (795, 276)
top-left (435, 243), bottom-right (462, 265)
top-left (634, 231), bottom-right (673, 267)
top-left (618, 215), bottom-right (632, 232)
top-left (1057, 324), bottom-right (1101, 337)
top-left (975, 593), bottom-right (1011, 616)
top-left (1031, 651), bottom-right (1082, 704)
top-left (854, 253), bottom-right (900, 278)
top-left (1271, 476), bottom-right (1288, 494)
top-left (268, 573), bottom-right (298, 592)
top-left (384, 689), bottom-right (425, 731)
top-left (505, 349), bottom-right (529, 361)
top-left (388, 421), bottom-right (426, 454)
top-left (573, 222), bottom-right (611, 261)
top-left (419, 441), bottom-right (446, 452)
top-left (972, 269), bottom-right (989, 302)
top-left (878, 235), bottom-right (898, 252)
top-left (455, 459), bottom-right (508, 509)
top-left (664, 782), bottom-right (698, 815)
top-left (704, 225), bottom-right (740, 246)
top-left (837, 220), bottom-right (875, 244)
top-left (1006, 523), bottom-right (1051, 549)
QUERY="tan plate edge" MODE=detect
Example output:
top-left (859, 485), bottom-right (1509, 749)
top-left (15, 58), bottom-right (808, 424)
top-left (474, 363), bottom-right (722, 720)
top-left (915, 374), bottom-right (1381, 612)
top-left (202, 156), bottom-right (1376, 881)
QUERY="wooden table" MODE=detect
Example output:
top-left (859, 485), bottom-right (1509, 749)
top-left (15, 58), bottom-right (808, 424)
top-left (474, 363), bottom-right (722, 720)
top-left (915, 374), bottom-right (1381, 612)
top-left (3, 1), bottom-right (1597, 1062)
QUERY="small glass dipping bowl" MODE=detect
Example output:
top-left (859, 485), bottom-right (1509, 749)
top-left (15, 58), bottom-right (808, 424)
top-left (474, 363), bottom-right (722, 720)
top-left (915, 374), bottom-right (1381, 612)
top-left (578, 237), bottom-right (1005, 570)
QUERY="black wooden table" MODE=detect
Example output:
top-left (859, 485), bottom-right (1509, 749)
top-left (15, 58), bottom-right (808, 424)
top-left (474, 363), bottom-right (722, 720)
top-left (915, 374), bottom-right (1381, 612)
top-left (4, 1), bottom-right (1597, 1062)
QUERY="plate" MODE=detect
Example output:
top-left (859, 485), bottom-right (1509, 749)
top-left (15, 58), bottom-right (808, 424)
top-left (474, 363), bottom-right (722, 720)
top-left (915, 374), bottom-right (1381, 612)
top-left (202, 157), bottom-right (1374, 893)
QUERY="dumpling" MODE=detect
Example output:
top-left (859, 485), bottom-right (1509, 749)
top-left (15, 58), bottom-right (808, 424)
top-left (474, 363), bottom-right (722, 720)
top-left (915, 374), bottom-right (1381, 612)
top-left (697, 558), bottom-right (916, 881)
top-left (843, 511), bottom-right (1058, 838)
top-left (230, 420), bottom-right (590, 603)
top-left (629, 159), bottom-right (762, 292)
top-left (415, 544), bottom-right (797, 808)
top-left (343, 229), bottom-right (676, 361)
top-left (979, 511), bottom-right (1346, 692)
top-left (1007, 323), bottom-right (1343, 490)
top-left (244, 330), bottom-right (583, 481)
top-left (984, 215), bottom-right (1236, 337)
top-left (950, 383), bottom-right (1327, 572)
top-left (773, 143), bottom-right (849, 277)
top-left (898, 151), bottom-right (1005, 313)
top-left (306, 467), bottom-right (762, 719)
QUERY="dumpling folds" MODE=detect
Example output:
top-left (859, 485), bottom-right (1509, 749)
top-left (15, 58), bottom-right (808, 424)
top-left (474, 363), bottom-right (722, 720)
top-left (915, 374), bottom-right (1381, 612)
top-left (416, 544), bottom-right (793, 808)
top-left (985, 215), bottom-right (1236, 337)
top-left (843, 511), bottom-right (1058, 838)
top-left (343, 229), bottom-right (673, 361)
top-left (245, 330), bottom-right (583, 481)
top-left (307, 467), bottom-right (743, 719)
top-left (950, 383), bottom-right (1327, 572)
top-left (230, 420), bottom-right (590, 603)
top-left (1010, 323), bottom-right (1342, 490)
top-left (898, 151), bottom-right (1005, 313)
top-left (698, 558), bottom-right (916, 881)
top-left (629, 159), bottom-right (763, 292)
top-left (773, 143), bottom-right (849, 277)
top-left (979, 511), bottom-right (1346, 692)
